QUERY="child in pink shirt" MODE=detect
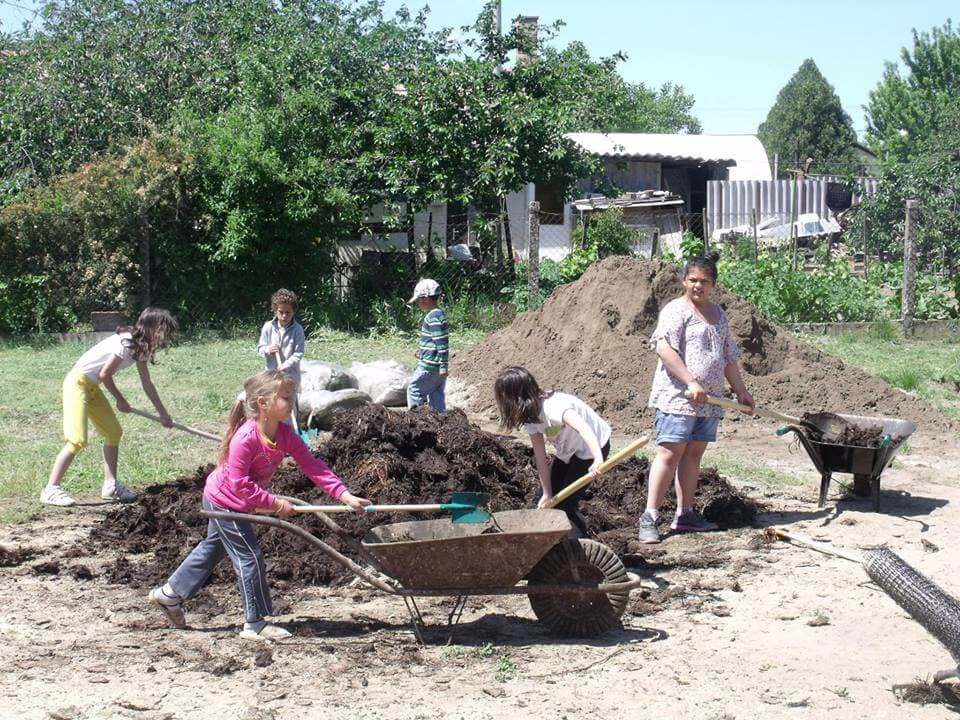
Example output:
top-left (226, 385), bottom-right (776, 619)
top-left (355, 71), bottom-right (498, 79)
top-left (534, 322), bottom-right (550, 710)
top-left (149, 370), bottom-right (369, 641)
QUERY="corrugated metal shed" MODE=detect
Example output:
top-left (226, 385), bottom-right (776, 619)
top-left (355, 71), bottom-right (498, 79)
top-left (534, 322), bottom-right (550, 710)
top-left (565, 132), bottom-right (772, 181)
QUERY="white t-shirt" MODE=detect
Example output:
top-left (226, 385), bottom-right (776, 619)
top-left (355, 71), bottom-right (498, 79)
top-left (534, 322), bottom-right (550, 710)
top-left (73, 333), bottom-right (136, 383)
top-left (522, 392), bottom-right (611, 463)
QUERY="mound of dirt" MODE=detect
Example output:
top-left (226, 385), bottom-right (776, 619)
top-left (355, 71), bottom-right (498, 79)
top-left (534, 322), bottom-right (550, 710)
top-left (455, 256), bottom-right (954, 437)
top-left (89, 406), bottom-right (758, 589)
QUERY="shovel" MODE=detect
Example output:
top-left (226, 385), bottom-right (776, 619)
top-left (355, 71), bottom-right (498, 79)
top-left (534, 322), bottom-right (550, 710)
top-left (682, 391), bottom-right (849, 439)
top-left (543, 435), bottom-right (650, 510)
top-left (282, 491), bottom-right (492, 524)
top-left (129, 407), bottom-right (221, 442)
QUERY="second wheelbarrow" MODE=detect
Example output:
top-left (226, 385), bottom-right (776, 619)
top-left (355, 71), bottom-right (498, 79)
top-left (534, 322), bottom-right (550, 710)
top-left (201, 504), bottom-right (644, 641)
top-left (777, 413), bottom-right (917, 511)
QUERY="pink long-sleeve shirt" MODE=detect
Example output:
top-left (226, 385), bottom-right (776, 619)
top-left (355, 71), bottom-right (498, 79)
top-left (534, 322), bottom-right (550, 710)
top-left (204, 418), bottom-right (346, 512)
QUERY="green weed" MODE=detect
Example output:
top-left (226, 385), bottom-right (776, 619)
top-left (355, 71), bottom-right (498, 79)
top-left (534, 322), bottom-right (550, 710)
top-left (494, 655), bottom-right (517, 682)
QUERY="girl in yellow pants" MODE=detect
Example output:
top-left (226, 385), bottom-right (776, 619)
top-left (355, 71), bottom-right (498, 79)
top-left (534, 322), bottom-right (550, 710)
top-left (42, 308), bottom-right (179, 507)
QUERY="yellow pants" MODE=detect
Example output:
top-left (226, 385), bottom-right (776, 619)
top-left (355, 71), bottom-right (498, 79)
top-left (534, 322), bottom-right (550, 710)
top-left (62, 370), bottom-right (123, 453)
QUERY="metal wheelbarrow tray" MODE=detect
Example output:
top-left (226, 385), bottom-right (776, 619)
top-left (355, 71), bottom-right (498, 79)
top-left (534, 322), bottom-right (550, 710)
top-left (780, 413), bottom-right (917, 511)
top-left (201, 506), bottom-right (644, 641)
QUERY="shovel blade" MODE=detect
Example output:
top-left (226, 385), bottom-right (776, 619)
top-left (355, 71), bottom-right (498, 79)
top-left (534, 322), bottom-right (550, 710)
top-left (448, 492), bottom-right (492, 524)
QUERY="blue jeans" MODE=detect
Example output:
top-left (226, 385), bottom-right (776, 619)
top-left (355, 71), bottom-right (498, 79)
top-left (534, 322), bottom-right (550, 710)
top-left (655, 409), bottom-right (719, 444)
top-left (168, 496), bottom-right (272, 623)
top-left (407, 368), bottom-right (446, 412)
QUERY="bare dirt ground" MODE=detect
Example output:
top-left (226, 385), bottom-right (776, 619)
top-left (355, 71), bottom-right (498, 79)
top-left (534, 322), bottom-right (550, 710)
top-left (3, 416), bottom-right (960, 720)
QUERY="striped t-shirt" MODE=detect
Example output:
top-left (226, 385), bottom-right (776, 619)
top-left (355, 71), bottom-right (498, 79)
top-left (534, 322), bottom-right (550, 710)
top-left (417, 308), bottom-right (449, 374)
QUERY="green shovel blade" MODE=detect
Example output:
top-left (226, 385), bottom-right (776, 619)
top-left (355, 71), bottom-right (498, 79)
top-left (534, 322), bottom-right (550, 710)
top-left (446, 492), bottom-right (492, 523)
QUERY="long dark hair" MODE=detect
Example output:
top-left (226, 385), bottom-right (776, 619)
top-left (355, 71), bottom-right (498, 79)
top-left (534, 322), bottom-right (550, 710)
top-left (219, 370), bottom-right (295, 464)
top-left (493, 366), bottom-right (551, 429)
top-left (120, 307), bottom-right (179, 362)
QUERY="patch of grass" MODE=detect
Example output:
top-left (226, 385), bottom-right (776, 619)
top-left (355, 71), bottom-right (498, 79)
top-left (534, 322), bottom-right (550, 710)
top-left (881, 366), bottom-right (923, 392)
top-left (799, 332), bottom-right (960, 418)
top-left (869, 318), bottom-right (898, 341)
top-left (0, 328), bottom-right (481, 521)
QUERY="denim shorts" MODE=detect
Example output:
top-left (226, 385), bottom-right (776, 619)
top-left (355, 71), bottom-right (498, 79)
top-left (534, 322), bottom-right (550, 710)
top-left (654, 409), bottom-right (719, 444)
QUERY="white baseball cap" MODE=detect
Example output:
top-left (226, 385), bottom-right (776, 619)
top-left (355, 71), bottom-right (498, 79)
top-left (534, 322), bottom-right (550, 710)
top-left (408, 278), bottom-right (441, 304)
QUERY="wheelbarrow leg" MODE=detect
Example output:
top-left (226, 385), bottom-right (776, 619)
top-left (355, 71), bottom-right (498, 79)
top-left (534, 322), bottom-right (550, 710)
top-left (871, 476), bottom-right (881, 512)
top-left (402, 596), bottom-right (426, 646)
top-left (818, 472), bottom-right (832, 507)
top-left (447, 595), bottom-right (469, 627)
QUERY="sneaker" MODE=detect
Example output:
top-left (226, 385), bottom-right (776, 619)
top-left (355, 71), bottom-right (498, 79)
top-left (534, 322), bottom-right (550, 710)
top-left (101, 481), bottom-right (137, 503)
top-left (638, 510), bottom-right (660, 544)
top-left (148, 587), bottom-right (187, 629)
top-left (40, 485), bottom-right (75, 507)
top-left (671, 508), bottom-right (719, 533)
top-left (239, 624), bottom-right (292, 642)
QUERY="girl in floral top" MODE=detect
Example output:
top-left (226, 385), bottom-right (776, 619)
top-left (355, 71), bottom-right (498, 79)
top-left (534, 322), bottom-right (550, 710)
top-left (640, 255), bottom-right (753, 544)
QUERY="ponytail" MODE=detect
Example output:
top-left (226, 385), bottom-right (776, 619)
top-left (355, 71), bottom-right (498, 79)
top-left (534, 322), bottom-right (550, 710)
top-left (218, 370), bottom-right (294, 464)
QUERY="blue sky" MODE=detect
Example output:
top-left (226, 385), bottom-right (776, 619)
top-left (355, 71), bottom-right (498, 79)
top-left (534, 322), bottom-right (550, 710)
top-left (1, 0), bottom-right (954, 138)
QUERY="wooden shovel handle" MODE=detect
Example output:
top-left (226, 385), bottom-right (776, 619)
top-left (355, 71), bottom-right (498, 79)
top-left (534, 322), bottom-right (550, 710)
top-left (683, 391), bottom-right (801, 426)
top-left (543, 435), bottom-right (650, 510)
top-left (129, 407), bottom-right (222, 442)
top-left (291, 504), bottom-right (445, 514)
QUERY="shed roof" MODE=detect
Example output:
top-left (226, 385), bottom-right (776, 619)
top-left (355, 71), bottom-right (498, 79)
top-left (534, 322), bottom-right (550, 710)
top-left (565, 132), bottom-right (772, 181)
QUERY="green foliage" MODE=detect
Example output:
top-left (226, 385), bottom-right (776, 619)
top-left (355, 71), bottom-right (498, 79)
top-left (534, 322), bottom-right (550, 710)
top-left (864, 262), bottom-right (959, 320)
top-left (882, 366), bottom-right (922, 392)
top-left (502, 258), bottom-right (565, 311)
top-left (850, 101), bottom-right (960, 275)
top-left (758, 59), bottom-right (862, 177)
top-left (0, 0), bottom-right (708, 333)
top-left (680, 230), bottom-right (705, 260)
top-left (718, 251), bottom-right (886, 323)
top-left (555, 208), bottom-right (636, 282)
top-left (0, 135), bottom-right (201, 332)
top-left (494, 655), bottom-right (517, 682)
top-left (866, 21), bottom-right (960, 163)
top-left (869, 317), bottom-right (898, 341)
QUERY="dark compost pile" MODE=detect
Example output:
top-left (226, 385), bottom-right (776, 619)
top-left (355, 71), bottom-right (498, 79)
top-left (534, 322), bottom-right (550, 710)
top-left (90, 405), bottom-right (759, 590)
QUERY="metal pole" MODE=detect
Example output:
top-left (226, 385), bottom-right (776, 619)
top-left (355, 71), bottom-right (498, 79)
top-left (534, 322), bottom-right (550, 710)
top-left (528, 201), bottom-right (540, 306)
top-left (902, 199), bottom-right (919, 336)
top-left (752, 206), bottom-right (759, 263)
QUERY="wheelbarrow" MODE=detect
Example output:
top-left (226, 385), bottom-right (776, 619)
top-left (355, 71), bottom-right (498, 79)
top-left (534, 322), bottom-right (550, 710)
top-left (201, 502), bottom-right (645, 642)
top-left (777, 413), bottom-right (917, 511)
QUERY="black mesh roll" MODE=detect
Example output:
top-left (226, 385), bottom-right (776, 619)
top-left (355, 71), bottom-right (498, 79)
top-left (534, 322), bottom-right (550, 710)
top-left (863, 547), bottom-right (960, 666)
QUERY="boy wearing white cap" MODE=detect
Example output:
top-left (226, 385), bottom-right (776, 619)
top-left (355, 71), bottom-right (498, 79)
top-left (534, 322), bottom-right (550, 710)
top-left (407, 278), bottom-right (449, 412)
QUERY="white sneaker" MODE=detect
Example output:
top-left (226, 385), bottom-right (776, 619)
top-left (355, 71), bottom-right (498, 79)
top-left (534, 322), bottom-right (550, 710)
top-left (148, 588), bottom-right (187, 629)
top-left (239, 624), bottom-right (292, 642)
top-left (40, 485), bottom-right (75, 507)
top-left (101, 482), bottom-right (137, 503)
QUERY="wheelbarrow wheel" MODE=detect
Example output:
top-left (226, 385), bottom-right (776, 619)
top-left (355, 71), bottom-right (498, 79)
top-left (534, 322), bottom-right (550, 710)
top-left (526, 539), bottom-right (630, 638)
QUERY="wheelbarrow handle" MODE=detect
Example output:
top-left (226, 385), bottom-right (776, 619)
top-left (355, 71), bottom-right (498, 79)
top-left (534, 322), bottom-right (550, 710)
top-left (128, 407), bottom-right (221, 442)
top-left (543, 435), bottom-right (650, 510)
top-left (684, 391), bottom-right (802, 426)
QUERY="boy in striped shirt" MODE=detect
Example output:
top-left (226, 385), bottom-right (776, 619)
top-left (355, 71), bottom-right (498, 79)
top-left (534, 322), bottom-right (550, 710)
top-left (406, 278), bottom-right (449, 412)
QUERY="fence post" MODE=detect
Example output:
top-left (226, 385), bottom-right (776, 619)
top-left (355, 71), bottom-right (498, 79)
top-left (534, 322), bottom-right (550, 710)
top-left (528, 201), bottom-right (540, 305)
top-left (751, 206), bottom-right (759, 263)
top-left (902, 199), bottom-right (919, 336)
top-left (701, 208), bottom-right (709, 253)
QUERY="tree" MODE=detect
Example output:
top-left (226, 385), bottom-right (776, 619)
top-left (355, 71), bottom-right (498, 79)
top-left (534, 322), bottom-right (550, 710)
top-left (865, 20), bottom-right (960, 163)
top-left (851, 102), bottom-right (960, 276)
top-left (758, 59), bottom-right (862, 177)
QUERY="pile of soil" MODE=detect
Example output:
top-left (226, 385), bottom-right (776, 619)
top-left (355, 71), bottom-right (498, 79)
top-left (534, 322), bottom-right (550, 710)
top-left (89, 405), bottom-right (758, 589)
top-left (454, 256), bottom-right (954, 437)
